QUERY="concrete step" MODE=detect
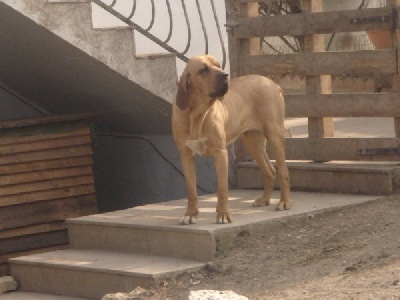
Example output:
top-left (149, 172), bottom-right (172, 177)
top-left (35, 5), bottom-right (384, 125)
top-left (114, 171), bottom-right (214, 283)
top-left (0, 291), bottom-right (88, 300)
top-left (237, 161), bottom-right (400, 195)
top-left (9, 249), bottom-right (204, 299)
top-left (66, 190), bottom-right (382, 262)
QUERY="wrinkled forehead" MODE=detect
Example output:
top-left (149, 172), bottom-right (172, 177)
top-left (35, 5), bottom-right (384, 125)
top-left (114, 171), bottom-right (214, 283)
top-left (187, 55), bottom-right (221, 72)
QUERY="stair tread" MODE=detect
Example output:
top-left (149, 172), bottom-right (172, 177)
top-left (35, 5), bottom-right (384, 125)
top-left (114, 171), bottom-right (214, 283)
top-left (67, 190), bottom-right (382, 230)
top-left (10, 249), bottom-right (205, 277)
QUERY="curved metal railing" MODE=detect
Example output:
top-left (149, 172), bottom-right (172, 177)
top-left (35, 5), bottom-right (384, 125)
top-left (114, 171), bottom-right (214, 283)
top-left (92, 0), bottom-right (227, 69)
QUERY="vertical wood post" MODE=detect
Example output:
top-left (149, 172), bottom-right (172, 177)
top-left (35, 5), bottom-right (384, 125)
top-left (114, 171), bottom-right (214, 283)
top-left (301, 0), bottom-right (334, 138)
top-left (226, 0), bottom-right (260, 163)
top-left (389, 0), bottom-right (400, 137)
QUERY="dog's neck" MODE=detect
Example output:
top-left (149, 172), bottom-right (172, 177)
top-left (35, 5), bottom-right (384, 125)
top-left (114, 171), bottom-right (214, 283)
top-left (187, 94), bottom-right (220, 137)
top-left (188, 94), bottom-right (215, 116)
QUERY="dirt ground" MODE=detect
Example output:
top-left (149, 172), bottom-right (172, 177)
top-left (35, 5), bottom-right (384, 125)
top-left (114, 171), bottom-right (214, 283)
top-left (136, 195), bottom-right (400, 300)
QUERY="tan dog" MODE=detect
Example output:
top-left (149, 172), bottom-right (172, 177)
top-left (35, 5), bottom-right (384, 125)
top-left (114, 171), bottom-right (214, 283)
top-left (172, 55), bottom-right (290, 225)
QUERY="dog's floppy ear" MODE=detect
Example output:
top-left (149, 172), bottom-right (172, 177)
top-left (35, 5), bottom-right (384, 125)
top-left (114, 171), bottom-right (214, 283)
top-left (176, 69), bottom-right (191, 110)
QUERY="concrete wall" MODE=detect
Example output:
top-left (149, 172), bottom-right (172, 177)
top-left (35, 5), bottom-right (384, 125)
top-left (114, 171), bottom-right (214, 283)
top-left (0, 84), bottom-right (43, 120)
top-left (92, 133), bottom-right (235, 212)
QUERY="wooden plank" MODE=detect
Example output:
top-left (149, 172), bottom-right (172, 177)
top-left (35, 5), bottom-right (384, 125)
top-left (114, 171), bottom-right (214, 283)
top-left (282, 138), bottom-right (400, 161)
top-left (388, 0), bottom-right (400, 137)
top-left (235, 7), bottom-right (393, 38)
top-left (0, 156), bottom-right (93, 175)
top-left (0, 126), bottom-right (90, 146)
top-left (0, 184), bottom-right (95, 207)
top-left (0, 114), bottom-right (93, 130)
top-left (0, 175), bottom-right (94, 197)
top-left (241, 49), bottom-right (397, 77)
top-left (0, 145), bottom-right (93, 165)
top-left (0, 194), bottom-right (97, 230)
top-left (0, 166), bottom-right (93, 187)
top-left (0, 229), bottom-right (69, 255)
top-left (301, 0), bottom-right (334, 138)
top-left (226, 0), bottom-right (260, 162)
top-left (285, 93), bottom-right (400, 117)
top-left (0, 222), bottom-right (67, 239)
top-left (0, 134), bottom-right (91, 155)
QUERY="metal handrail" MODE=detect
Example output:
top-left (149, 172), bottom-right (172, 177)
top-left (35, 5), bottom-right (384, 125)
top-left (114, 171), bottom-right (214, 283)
top-left (91, 0), bottom-right (227, 69)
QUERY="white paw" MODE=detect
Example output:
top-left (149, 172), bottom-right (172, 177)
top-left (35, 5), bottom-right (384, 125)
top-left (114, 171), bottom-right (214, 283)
top-left (179, 216), bottom-right (197, 225)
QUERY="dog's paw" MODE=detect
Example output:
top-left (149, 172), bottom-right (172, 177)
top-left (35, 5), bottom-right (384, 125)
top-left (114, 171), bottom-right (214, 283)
top-left (252, 197), bottom-right (270, 207)
top-left (216, 212), bottom-right (232, 224)
top-left (179, 215), bottom-right (197, 225)
top-left (276, 200), bottom-right (291, 211)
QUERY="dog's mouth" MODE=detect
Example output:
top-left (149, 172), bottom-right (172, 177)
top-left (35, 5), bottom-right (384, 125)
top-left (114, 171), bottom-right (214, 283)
top-left (209, 81), bottom-right (229, 99)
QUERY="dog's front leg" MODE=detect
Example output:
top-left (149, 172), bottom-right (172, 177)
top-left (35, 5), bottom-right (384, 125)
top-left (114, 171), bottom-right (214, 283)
top-left (179, 150), bottom-right (199, 225)
top-left (214, 149), bottom-right (232, 224)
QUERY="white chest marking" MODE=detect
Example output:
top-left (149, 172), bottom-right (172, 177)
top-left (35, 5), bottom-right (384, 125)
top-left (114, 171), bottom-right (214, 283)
top-left (185, 138), bottom-right (208, 156)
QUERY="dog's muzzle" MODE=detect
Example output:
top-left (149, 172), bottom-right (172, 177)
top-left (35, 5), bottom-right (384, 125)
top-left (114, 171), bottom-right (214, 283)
top-left (209, 72), bottom-right (229, 98)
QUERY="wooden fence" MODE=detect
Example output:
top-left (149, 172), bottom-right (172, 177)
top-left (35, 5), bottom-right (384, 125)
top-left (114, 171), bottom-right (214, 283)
top-left (226, 0), bottom-right (400, 162)
top-left (0, 115), bottom-right (98, 275)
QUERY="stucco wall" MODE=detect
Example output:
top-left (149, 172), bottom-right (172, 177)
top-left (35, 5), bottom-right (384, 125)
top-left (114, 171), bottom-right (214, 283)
top-left (0, 84), bottom-right (43, 120)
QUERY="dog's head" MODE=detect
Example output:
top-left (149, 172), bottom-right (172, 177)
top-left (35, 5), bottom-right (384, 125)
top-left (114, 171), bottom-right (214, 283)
top-left (176, 55), bottom-right (229, 110)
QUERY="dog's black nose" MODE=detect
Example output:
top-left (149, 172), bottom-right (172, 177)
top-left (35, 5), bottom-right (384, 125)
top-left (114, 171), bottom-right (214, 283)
top-left (218, 72), bottom-right (229, 80)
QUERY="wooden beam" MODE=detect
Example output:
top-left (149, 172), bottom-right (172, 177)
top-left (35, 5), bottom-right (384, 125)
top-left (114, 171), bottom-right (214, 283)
top-left (285, 93), bottom-right (400, 117)
top-left (226, 0), bottom-right (260, 163)
top-left (0, 184), bottom-right (95, 207)
top-left (0, 166), bottom-right (93, 187)
top-left (0, 156), bottom-right (93, 175)
top-left (241, 49), bottom-right (397, 77)
top-left (0, 222), bottom-right (67, 240)
top-left (388, 0), bottom-right (400, 137)
top-left (299, 0), bottom-right (333, 139)
top-left (235, 7), bottom-right (393, 38)
top-left (0, 175), bottom-right (94, 197)
top-left (0, 230), bottom-right (69, 255)
top-left (0, 127), bottom-right (90, 146)
top-left (0, 135), bottom-right (92, 156)
top-left (0, 145), bottom-right (93, 166)
top-left (0, 194), bottom-right (97, 231)
top-left (281, 138), bottom-right (400, 161)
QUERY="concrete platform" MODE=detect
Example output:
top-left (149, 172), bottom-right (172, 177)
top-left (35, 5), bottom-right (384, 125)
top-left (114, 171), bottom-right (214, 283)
top-left (67, 190), bottom-right (384, 262)
top-left (8, 190), bottom-right (386, 299)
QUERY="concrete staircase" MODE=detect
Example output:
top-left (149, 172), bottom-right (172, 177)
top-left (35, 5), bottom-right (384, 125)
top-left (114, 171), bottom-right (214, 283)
top-left (5, 190), bottom-right (385, 299)
top-left (0, 0), bottom-right (177, 134)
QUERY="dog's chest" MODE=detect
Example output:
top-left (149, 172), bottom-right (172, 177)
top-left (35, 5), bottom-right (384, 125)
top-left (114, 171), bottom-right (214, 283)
top-left (185, 106), bottom-right (219, 156)
top-left (185, 137), bottom-right (208, 156)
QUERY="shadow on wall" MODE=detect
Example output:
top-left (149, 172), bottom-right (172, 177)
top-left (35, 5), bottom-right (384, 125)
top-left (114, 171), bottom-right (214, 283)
top-left (92, 133), bottom-right (235, 212)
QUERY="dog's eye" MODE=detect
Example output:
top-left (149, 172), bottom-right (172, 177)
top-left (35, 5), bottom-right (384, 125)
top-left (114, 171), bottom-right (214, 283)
top-left (198, 66), bottom-right (209, 75)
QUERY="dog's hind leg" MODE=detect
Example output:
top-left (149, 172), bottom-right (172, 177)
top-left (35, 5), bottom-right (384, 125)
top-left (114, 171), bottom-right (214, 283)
top-left (241, 130), bottom-right (276, 207)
